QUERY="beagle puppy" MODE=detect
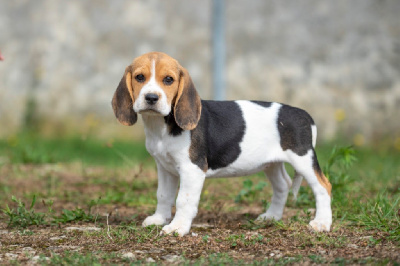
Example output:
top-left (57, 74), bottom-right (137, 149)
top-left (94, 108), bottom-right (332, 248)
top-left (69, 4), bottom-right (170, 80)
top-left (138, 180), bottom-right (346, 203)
top-left (112, 52), bottom-right (332, 236)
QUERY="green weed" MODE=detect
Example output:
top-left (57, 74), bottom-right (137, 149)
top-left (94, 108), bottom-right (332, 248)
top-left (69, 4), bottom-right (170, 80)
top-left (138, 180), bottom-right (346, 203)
top-left (104, 222), bottom-right (165, 243)
top-left (308, 254), bottom-right (326, 264)
top-left (2, 195), bottom-right (100, 227)
top-left (350, 192), bottom-right (400, 243)
top-left (43, 252), bottom-right (100, 265)
top-left (235, 179), bottom-right (268, 203)
top-left (225, 233), bottom-right (265, 247)
top-left (52, 207), bottom-right (97, 224)
top-left (323, 145), bottom-right (357, 193)
top-left (2, 195), bottom-right (46, 228)
top-left (51, 198), bottom-right (99, 224)
top-left (194, 253), bottom-right (245, 265)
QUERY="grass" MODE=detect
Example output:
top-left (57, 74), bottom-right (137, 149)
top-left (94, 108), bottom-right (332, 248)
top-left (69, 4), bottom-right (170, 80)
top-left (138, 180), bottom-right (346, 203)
top-left (0, 133), bottom-right (399, 264)
top-left (350, 192), bottom-right (400, 242)
top-left (2, 196), bottom-right (99, 227)
top-left (2, 195), bottom-right (46, 228)
top-left (0, 133), bottom-right (151, 167)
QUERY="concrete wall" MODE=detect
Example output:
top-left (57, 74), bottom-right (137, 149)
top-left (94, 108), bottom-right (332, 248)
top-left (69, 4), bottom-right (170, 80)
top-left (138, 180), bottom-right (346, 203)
top-left (1, 0), bottom-right (399, 143)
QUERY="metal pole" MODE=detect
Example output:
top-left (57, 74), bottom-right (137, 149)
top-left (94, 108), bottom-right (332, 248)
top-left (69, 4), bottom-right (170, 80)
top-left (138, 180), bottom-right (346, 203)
top-left (212, 0), bottom-right (226, 100)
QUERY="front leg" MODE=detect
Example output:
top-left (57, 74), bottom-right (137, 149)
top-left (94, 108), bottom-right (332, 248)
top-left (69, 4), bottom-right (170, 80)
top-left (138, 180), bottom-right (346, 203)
top-left (161, 167), bottom-right (206, 236)
top-left (142, 162), bottom-right (179, 227)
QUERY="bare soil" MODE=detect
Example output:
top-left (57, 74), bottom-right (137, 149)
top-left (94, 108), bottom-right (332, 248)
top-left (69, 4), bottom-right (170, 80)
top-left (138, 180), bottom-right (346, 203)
top-left (0, 164), bottom-right (399, 264)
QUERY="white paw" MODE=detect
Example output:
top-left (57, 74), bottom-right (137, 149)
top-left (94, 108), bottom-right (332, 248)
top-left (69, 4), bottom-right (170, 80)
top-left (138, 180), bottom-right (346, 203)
top-left (161, 221), bottom-right (191, 237)
top-left (309, 219), bottom-right (331, 232)
top-left (142, 214), bottom-right (168, 227)
top-left (256, 213), bottom-right (282, 222)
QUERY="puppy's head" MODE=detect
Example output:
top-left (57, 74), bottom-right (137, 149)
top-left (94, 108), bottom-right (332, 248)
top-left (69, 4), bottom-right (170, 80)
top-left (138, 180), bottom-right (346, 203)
top-left (112, 52), bottom-right (201, 130)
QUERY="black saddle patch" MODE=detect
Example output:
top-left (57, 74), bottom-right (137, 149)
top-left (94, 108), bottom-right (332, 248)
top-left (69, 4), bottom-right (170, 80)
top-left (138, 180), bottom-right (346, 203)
top-left (190, 101), bottom-right (246, 171)
top-left (251, 101), bottom-right (272, 108)
top-left (277, 105), bottom-right (315, 156)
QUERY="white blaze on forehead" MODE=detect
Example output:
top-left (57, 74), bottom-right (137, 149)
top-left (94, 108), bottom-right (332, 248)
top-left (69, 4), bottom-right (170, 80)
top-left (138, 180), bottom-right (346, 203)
top-left (150, 59), bottom-right (156, 83)
top-left (146, 59), bottom-right (158, 88)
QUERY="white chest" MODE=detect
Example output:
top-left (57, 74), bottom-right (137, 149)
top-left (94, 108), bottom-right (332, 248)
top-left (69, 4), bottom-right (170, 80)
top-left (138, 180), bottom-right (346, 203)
top-left (142, 115), bottom-right (191, 175)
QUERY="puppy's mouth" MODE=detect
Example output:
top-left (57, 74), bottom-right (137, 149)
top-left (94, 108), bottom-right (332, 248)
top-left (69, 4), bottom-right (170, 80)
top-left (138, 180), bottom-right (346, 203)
top-left (138, 109), bottom-right (162, 115)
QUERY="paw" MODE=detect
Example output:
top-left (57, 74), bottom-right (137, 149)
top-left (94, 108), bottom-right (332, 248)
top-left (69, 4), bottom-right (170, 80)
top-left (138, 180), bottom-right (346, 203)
top-left (142, 214), bottom-right (168, 227)
top-left (256, 213), bottom-right (281, 222)
top-left (161, 221), bottom-right (191, 237)
top-left (309, 219), bottom-right (331, 232)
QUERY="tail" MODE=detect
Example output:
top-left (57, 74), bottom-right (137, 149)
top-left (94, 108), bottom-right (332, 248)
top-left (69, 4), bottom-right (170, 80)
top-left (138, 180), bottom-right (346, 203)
top-left (292, 124), bottom-right (317, 200)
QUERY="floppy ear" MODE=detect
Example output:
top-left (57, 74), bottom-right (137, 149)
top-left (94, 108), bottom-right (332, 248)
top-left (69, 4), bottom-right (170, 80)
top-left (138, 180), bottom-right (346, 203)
top-left (174, 67), bottom-right (202, 130)
top-left (112, 66), bottom-right (137, 126)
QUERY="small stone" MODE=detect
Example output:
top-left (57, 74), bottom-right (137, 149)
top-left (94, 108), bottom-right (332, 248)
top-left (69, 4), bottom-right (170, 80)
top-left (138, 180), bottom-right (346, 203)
top-left (191, 223), bottom-right (214, 228)
top-left (270, 253), bottom-right (275, 257)
top-left (191, 232), bottom-right (198, 237)
top-left (271, 250), bottom-right (282, 258)
top-left (31, 255), bottom-right (50, 262)
top-left (146, 257), bottom-right (155, 263)
top-left (135, 250), bottom-right (146, 254)
top-left (318, 249), bottom-right (327, 255)
top-left (162, 254), bottom-right (182, 262)
top-left (65, 226), bottom-right (101, 232)
top-left (50, 235), bottom-right (67, 241)
top-left (22, 247), bottom-right (36, 256)
top-left (48, 245), bottom-right (82, 251)
top-left (148, 248), bottom-right (165, 254)
top-left (6, 253), bottom-right (18, 259)
top-left (121, 252), bottom-right (135, 259)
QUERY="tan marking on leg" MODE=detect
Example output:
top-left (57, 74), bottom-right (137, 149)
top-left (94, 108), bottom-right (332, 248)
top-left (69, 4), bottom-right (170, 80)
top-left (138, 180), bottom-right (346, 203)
top-left (315, 170), bottom-right (332, 196)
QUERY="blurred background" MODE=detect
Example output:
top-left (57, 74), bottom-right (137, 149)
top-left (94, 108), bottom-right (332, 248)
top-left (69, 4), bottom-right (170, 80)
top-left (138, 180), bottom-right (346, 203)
top-left (0, 0), bottom-right (399, 147)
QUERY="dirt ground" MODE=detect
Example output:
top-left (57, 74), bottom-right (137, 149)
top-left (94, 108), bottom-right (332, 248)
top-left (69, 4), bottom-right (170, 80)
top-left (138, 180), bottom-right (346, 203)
top-left (0, 163), bottom-right (399, 264)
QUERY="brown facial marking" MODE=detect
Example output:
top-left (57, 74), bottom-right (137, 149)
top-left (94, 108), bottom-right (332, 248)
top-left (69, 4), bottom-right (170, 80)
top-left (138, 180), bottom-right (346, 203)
top-left (128, 52), bottom-right (182, 109)
top-left (154, 56), bottom-right (180, 107)
top-left (314, 170), bottom-right (332, 196)
top-left (130, 55), bottom-right (153, 101)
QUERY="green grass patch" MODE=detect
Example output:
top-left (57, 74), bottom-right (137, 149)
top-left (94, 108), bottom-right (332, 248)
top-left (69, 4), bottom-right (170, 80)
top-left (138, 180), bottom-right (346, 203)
top-left (42, 251), bottom-right (101, 265)
top-left (350, 192), bottom-right (400, 243)
top-left (0, 133), bottom-right (151, 167)
top-left (2, 195), bottom-right (46, 228)
top-left (2, 195), bottom-right (100, 228)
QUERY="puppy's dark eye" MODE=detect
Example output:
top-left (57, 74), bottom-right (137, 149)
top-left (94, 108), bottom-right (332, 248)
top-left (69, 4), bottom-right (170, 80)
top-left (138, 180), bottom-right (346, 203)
top-left (135, 74), bottom-right (145, 83)
top-left (163, 76), bottom-right (174, 85)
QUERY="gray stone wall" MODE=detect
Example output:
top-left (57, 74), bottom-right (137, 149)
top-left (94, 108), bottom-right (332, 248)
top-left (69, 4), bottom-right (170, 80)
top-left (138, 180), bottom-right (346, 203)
top-left (0, 0), bottom-right (399, 143)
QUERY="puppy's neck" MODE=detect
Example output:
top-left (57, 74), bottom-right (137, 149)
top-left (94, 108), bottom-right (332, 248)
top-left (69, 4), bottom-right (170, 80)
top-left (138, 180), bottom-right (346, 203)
top-left (142, 114), bottom-right (168, 138)
top-left (142, 111), bottom-right (184, 138)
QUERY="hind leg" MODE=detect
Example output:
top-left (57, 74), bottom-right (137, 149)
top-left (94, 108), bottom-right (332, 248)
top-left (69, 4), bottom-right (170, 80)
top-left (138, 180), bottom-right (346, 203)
top-left (288, 150), bottom-right (332, 232)
top-left (257, 163), bottom-right (291, 221)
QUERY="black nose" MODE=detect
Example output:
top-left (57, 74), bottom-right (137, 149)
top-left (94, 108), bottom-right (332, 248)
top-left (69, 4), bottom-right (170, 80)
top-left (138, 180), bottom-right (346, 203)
top-left (145, 93), bottom-right (159, 105)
